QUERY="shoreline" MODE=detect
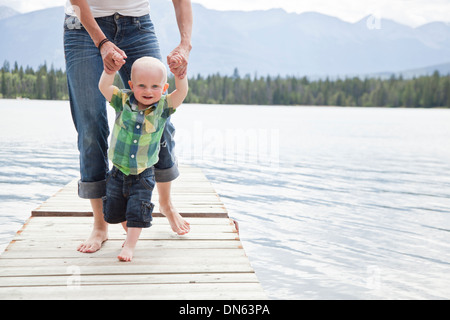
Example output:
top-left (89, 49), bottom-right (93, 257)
top-left (0, 98), bottom-right (449, 109)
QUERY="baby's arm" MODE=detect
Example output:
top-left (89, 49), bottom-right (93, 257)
top-left (167, 74), bottom-right (188, 109)
top-left (98, 70), bottom-right (116, 102)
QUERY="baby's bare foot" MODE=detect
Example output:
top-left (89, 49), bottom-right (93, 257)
top-left (118, 227), bottom-right (141, 261)
top-left (118, 246), bottom-right (134, 262)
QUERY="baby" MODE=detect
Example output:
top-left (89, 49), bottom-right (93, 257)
top-left (98, 56), bottom-right (188, 261)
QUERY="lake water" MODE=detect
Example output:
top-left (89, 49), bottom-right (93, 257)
top-left (1, 99), bottom-right (450, 299)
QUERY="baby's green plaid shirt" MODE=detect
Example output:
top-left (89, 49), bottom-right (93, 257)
top-left (108, 86), bottom-right (176, 176)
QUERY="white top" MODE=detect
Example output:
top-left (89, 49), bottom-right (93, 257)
top-left (65, 0), bottom-right (150, 18)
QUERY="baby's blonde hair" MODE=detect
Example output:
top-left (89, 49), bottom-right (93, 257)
top-left (131, 56), bottom-right (167, 83)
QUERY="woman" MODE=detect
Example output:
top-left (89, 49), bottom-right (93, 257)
top-left (64, 0), bottom-right (192, 253)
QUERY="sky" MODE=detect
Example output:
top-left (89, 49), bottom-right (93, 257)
top-left (1, 0), bottom-right (449, 27)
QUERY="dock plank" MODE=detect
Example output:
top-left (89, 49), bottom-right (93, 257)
top-left (0, 165), bottom-right (267, 300)
top-left (0, 283), bottom-right (267, 300)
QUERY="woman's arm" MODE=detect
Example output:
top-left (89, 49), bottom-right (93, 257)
top-left (167, 0), bottom-right (193, 79)
top-left (69, 0), bottom-right (127, 74)
top-left (69, 0), bottom-right (105, 47)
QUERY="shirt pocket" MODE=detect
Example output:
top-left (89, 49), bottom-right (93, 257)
top-left (118, 112), bottom-right (137, 132)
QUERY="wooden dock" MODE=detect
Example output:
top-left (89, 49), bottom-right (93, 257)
top-left (0, 165), bottom-right (267, 300)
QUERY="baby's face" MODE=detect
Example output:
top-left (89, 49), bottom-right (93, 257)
top-left (129, 66), bottom-right (168, 108)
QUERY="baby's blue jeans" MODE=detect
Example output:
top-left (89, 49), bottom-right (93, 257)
top-left (103, 166), bottom-right (155, 228)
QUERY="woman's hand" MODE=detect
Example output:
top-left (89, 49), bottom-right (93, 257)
top-left (100, 41), bottom-right (127, 74)
top-left (167, 43), bottom-right (191, 79)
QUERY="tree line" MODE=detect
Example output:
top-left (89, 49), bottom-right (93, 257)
top-left (176, 68), bottom-right (450, 108)
top-left (1, 61), bottom-right (68, 100)
top-left (1, 61), bottom-right (449, 108)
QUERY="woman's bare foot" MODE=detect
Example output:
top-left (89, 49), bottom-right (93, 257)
top-left (156, 181), bottom-right (190, 235)
top-left (159, 203), bottom-right (190, 235)
top-left (159, 204), bottom-right (191, 235)
top-left (78, 198), bottom-right (108, 253)
top-left (77, 229), bottom-right (108, 253)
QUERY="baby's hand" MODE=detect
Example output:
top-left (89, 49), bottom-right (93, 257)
top-left (100, 41), bottom-right (127, 74)
top-left (112, 52), bottom-right (125, 66)
top-left (167, 46), bottom-right (189, 79)
top-left (169, 53), bottom-right (183, 67)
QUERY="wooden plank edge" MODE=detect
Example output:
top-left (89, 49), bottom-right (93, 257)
top-left (31, 211), bottom-right (230, 218)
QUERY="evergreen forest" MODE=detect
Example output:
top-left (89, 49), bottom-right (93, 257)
top-left (1, 61), bottom-right (449, 108)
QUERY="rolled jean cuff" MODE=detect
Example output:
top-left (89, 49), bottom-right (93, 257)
top-left (78, 179), bottom-right (106, 199)
top-left (154, 163), bottom-right (179, 183)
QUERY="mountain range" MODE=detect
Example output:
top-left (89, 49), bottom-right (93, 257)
top-left (1, 0), bottom-right (449, 78)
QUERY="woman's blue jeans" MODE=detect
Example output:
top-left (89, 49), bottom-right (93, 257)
top-left (64, 13), bottom-right (179, 199)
